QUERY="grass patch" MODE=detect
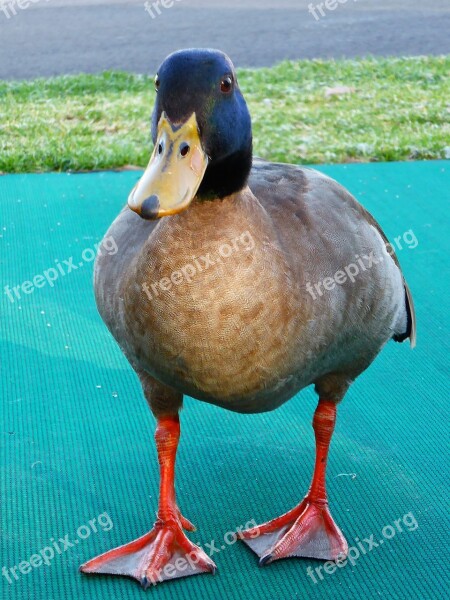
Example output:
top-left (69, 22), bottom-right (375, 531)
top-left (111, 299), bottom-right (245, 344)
top-left (0, 56), bottom-right (449, 173)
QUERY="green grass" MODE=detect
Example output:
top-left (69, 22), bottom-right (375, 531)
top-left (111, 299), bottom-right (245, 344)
top-left (0, 56), bottom-right (449, 173)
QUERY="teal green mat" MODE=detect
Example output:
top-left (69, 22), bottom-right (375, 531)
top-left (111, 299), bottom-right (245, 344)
top-left (1, 162), bottom-right (449, 599)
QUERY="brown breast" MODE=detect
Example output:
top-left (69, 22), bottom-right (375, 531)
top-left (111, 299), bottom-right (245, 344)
top-left (121, 188), bottom-right (310, 407)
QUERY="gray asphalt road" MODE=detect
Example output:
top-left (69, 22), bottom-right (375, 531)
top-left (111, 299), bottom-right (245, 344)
top-left (0, 0), bottom-right (449, 80)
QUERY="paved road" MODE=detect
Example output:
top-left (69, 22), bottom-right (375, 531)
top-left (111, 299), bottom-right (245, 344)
top-left (1, 0), bottom-right (449, 79)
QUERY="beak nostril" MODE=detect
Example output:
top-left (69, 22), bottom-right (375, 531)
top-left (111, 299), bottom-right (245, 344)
top-left (180, 143), bottom-right (190, 157)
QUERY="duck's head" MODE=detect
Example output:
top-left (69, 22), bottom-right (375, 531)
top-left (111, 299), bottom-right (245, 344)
top-left (128, 49), bottom-right (253, 219)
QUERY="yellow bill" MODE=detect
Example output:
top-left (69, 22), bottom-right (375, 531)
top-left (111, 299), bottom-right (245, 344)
top-left (128, 112), bottom-right (209, 219)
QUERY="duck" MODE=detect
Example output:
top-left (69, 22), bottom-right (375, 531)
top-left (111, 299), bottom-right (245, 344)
top-left (80, 48), bottom-right (416, 588)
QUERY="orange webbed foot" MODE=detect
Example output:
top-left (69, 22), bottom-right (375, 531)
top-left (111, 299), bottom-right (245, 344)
top-left (239, 497), bottom-right (348, 564)
top-left (80, 517), bottom-right (216, 588)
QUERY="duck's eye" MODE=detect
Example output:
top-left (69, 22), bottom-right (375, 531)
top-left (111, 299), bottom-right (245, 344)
top-left (220, 76), bottom-right (233, 94)
top-left (154, 75), bottom-right (161, 91)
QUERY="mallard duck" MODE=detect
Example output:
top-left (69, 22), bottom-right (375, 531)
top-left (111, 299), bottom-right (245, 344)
top-left (80, 49), bottom-right (416, 588)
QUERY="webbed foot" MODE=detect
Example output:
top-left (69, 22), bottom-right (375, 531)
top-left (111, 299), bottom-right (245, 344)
top-left (239, 497), bottom-right (347, 563)
top-left (80, 517), bottom-right (216, 588)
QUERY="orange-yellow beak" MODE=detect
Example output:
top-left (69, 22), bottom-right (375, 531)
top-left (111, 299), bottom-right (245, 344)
top-left (128, 112), bottom-right (209, 219)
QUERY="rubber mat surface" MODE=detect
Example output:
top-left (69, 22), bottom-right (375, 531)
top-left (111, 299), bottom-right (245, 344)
top-left (1, 162), bottom-right (448, 599)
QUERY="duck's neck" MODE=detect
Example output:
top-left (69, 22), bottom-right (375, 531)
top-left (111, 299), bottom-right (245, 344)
top-left (197, 144), bottom-right (253, 200)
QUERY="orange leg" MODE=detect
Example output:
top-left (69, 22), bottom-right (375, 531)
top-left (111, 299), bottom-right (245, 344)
top-left (80, 416), bottom-right (216, 588)
top-left (240, 399), bottom-right (348, 563)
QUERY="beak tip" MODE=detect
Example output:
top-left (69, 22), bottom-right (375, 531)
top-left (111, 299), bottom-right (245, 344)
top-left (136, 195), bottom-right (161, 220)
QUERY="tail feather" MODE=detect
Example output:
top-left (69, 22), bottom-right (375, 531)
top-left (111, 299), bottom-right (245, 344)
top-left (393, 282), bottom-right (416, 348)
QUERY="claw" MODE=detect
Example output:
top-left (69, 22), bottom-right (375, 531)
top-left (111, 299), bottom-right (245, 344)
top-left (259, 554), bottom-right (273, 567)
top-left (140, 577), bottom-right (149, 590)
